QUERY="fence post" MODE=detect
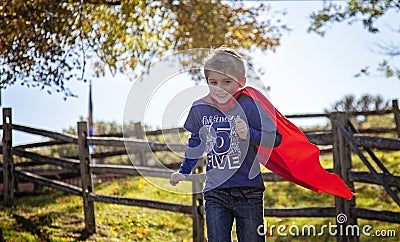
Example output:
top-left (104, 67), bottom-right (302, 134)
top-left (78, 121), bottom-right (96, 234)
top-left (392, 99), bottom-right (400, 138)
top-left (192, 161), bottom-right (205, 242)
top-left (2, 108), bottom-right (14, 206)
top-left (331, 112), bottom-right (358, 242)
top-left (133, 122), bottom-right (146, 166)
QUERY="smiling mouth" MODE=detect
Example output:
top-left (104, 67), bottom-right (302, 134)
top-left (215, 92), bottom-right (231, 97)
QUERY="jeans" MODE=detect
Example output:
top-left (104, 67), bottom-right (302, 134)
top-left (204, 187), bottom-right (265, 242)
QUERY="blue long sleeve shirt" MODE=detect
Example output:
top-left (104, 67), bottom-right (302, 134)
top-left (178, 94), bottom-right (278, 192)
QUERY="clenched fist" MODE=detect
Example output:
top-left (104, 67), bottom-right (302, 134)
top-left (235, 116), bottom-right (248, 140)
top-left (170, 172), bottom-right (186, 186)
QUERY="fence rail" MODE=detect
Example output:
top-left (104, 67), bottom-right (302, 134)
top-left (15, 170), bottom-right (82, 195)
top-left (2, 102), bottom-right (400, 242)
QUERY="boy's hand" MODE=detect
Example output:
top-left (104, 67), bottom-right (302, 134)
top-left (235, 116), bottom-right (248, 139)
top-left (170, 172), bottom-right (186, 186)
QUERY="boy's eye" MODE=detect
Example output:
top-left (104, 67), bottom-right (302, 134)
top-left (224, 80), bottom-right (231, 84)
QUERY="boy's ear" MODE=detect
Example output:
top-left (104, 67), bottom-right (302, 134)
top-left (239, 77), bottom-right (246, 87)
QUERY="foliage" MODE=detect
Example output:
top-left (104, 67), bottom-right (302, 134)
top-left (325, 93), bottom-right (391, 113)
top-left (0, 0), bottom-right (289, 98)
top-left (308, 0), bottom-right (400, 79)
top-left (0, 0), bottom-right (81, 96)
top-left (323, 93), bottom-right (392, 127)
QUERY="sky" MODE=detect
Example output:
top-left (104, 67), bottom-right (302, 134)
top-left (3, 1), bottom-right (400, 145)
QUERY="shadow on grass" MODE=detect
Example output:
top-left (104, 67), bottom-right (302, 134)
top-left (0, 187), bottom-right (91, 241)
top-left (12, 213), bottom-right (55, 241)
top-left (10, 211), bottom-right (91, 241)
top-left (0, 227), bottom-right (4, 242)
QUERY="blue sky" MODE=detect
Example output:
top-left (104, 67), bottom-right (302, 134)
top-left (3, 1), bottom-right (400, 145)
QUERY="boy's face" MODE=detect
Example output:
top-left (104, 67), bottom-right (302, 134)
top-left (207, 71), bottom-right (242, 104)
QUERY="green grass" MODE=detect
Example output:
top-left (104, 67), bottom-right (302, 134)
top-left (1, 151), bottom-right (399, 241)
top-left (1, 177), bottom-right (193, 242)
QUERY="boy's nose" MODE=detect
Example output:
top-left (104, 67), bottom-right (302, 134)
top-left (214, 86), bottom-right (226, 92)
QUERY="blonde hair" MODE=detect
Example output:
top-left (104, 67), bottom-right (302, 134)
top-left (203, 46), bottom-right (245, 82)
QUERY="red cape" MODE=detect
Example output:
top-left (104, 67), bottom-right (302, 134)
top-left (236, 87), bottom-right (353, 199)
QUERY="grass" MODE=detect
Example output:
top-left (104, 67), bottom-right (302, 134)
top-left (1, 151), bottom-right (399, 241)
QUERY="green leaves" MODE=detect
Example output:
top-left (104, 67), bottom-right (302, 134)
top-left (308, 0), bottom-right (398, 35)
top-left (377, 59), bottom-right (400, 79)
top-left (326, 93), bottom-right (390, 113)
top-left (308, 0), bottom-right (400, 80)
top-left (1, 0), bottom-right (289, 97)
top-left (0, 0), bottom-right (80, 97)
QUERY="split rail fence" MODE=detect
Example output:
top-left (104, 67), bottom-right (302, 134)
top-left (1, 100), bottom-right (400, 242)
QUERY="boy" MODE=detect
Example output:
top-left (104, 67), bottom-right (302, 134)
top-left (170, 47), bottom-right (281, 242)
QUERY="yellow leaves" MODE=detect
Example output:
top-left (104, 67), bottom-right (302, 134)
top-left (134, 226), bottom-right (147, 239)
top-left (195, 9), bottom-right (202, 16)
top-left (234, 30), bottom-right (242, 38)
top-left (3, 0), bottom-right (291, 97)
top-left (137, 177), bottom-right (146, 190)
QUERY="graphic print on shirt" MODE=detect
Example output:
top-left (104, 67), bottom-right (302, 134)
top-left (202, 115), bottom-right (241, 170)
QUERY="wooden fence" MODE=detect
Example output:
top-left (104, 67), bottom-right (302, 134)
top-left (1, 100), bottom-right (400, 242)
